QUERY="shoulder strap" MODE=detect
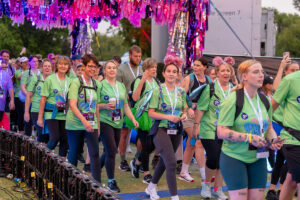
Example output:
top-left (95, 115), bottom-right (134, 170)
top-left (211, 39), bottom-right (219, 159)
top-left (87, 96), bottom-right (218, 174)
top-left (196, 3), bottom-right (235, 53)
top-left (209, 82), bottom-right (215, 98)
top-left (130, 75), bottom-right (143, 92)
top-left (258, 93), bottom-right (270, 112)
top-left (235, 88), bottom-right (244, 120)
top-left (33, 74), bottom-right (43, 91)
top-left (206, 75), bottom-right (212, 83)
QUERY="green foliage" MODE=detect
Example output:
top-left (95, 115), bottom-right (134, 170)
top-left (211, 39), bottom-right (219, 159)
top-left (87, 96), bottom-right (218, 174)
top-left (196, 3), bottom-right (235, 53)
top-left (91, 32), bottom-right (129, 61)
top-left (274, 9), bottom-right (300, 57)
top-left (293, 0), bottom-right (300, 11)
top-left (0, 16), bottom-right (70, 58)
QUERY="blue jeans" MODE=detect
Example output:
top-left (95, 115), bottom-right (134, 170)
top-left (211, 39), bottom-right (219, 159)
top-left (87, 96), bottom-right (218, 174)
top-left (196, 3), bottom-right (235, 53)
top-left (67, 129), bottom-right (101, 182)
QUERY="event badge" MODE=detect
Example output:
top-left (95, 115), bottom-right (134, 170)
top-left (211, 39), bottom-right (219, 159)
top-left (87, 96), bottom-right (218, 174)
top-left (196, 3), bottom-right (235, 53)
top-left (56, 102), bottom-right (66, 114)
top-left (0, 88), bottom-right (4, 99)
top-left (167, 121), bottom-right (178, 135)
top-left (82, 113), bottom-right (95, 126)
top-left (112, 109), bottom-right (121, 121)
top-left (256, 147), bottom-right (269, 158)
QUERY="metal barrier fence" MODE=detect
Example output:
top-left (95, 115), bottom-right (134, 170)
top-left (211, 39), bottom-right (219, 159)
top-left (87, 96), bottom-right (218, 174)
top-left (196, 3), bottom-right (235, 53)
top-left (0, 130), bottom-right (121, 200)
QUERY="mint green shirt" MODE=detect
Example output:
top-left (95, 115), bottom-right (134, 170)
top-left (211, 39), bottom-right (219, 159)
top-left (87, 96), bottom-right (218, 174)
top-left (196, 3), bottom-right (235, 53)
top-left (27, 75), bottom-right (45, 113)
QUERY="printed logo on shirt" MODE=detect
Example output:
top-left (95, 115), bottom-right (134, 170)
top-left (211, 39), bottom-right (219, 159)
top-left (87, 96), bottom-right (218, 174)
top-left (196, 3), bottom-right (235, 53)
top-left (241, 113), bottom-right (248, 120)
top-left (37, 86), bottom-right (41, 90)
top-left (297, 96), bottom-right (300, 103)
top-left (161, 103), bottom-right (167, 109)
top-left (53, 89), bottom-right (58, 93)
top-left (213, 100), bottom-right (220, 106)
top-left (104, 95), bottom-right (109, 101)
top-left (79, 94), bottom-right (84, 98)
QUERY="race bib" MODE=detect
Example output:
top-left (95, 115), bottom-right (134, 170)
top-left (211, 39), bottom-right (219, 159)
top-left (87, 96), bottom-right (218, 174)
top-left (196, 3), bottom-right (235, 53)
top-left (256, 147), bottom-right (269, 159)
top-left (56, 102), bottom-right (66, 114)
top-left (112, 109), bottom-right (121, 121)
top-left (82, 112), bottom-right (95, 126)
top-left (167, 121), bottom-right (178, 135)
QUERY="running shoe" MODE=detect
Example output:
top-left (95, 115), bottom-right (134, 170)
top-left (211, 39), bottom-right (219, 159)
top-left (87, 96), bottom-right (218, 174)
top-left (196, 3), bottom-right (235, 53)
top-left (143, 174), bottom-right (152, 184)
top-left (139, 165), bottom-right (145, 173)
top-left (119, 160), bottom-right (130, 171)
top-left (130, 159), bottom-right (140, 178)
top-left (77, 154), bottom-right (85, 163)
top-left (145, 185), bottom-right (160, 200)
top-left (108, 180), bottom-right (121, 193)
top-left (83, 164), bottom-right (91, 172)
top-left (178, 172), bottom-right (194, 182)
top-left (200, 182), bottom-right (211, 199)
top-left (212, 187), bottom-right (228, 200)
top-left (266, 190), bottom-right (278, 200)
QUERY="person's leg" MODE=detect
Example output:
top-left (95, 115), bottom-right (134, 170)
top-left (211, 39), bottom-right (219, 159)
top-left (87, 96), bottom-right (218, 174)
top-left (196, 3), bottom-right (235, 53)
top-left (46, 120), bottom-right (60, 150)
top-left (31, 112), bottom-right (44, 143)
top-left (1, 113), bottom-right (10, 130)
top-left (138, 129), bottom-right (155, 174)
top-left (268, 149), bottom-right (275, 168)
top-left (58, 120), bottom-right (68, 157)
top-left (195, 139), bottom-right (206, 179)
top-left (119, 127), bottom-right (130, 170)
top-left (181, 128), bottom-right (195, 172)
top-left (279, 173), bottom-right (297, 200)
top-left (66, 129), bottom-right (84, 166)
top-left (85, 130), bottom-right (101, 182)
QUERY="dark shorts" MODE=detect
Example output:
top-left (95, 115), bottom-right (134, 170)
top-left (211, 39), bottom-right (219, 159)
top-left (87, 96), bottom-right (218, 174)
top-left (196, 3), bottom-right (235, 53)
top-left (220, 152), bottom-right (267, 190)
top-left (5, 96), bottom-right (10, 113)
top-left (282, 144), bottom-right (300, 183)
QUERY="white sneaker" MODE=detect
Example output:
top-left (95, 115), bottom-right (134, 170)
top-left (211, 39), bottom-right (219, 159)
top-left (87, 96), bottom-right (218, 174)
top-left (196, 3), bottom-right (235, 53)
top-left (201, 182), bottom-right (211, 199)
top-left (178, 172), bottom-right (194, 182)
top-left (171, 195), bottom-right (179, 200)
top-left (212, 187), bottom-right (228, 200)
top-left (145, 185), bottom-right (160, 200)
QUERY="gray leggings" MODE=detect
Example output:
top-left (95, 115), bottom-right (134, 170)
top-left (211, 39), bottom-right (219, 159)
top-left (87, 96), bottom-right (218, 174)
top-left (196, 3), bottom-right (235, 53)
top-left (151, 128), bottom-right (181, 196)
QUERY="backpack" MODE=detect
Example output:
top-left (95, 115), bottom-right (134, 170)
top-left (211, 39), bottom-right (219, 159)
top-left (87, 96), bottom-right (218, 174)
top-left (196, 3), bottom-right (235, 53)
top-left (188, 73), bottom-right (212, 95)
top-left (32, 74), bottom-right (44, 92)
top-left (77, 76), bottom-right (98, 103)
top-left (234, 88), bottom-right (270, 120)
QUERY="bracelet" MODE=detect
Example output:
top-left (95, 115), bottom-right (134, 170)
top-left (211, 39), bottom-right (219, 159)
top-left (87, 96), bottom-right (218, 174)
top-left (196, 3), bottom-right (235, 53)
top-left (244, 134), bottom-right (249, 143)
top-left (249, 133), bottom-right (252, 144)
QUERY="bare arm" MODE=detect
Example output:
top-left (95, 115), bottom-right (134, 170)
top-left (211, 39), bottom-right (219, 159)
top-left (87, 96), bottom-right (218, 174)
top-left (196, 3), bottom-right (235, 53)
top-left (20, 84), bottom-right (27, 95)
top-left (132, 77), bottom-right (147, 101)
top-left (69, 99), bottom-right (93, 132)
top-left (192, 110), bottom-right (205, 138)
top-left (271, 99), bottom-right (280, 112)
top-left (124, 103), bottom-right (138, 128)
top-left (9, 89), bottom-right (15, 110)
top-left (37, 96), bottom-right (46, 127)
top-left (24, 92), bottom-right (33, 122)
top-left (273, 56), bottom-right (290, 91)
top-left (180, 75), bottom-right (190, 93)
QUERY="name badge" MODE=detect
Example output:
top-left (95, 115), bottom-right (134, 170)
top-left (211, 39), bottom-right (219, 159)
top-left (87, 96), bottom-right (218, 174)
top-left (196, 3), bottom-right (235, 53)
top-left (167, 121), bottom-right (178, 135)
top-left (112, 109), bottom-right (121, 121)
top-left (56, 102), bottom-right (66, 114)
top-left (256, 147), bottom-right (269, 159)
top-left (82, 112), bottom-right (95, 126)
top-left (167, 129), bottom-right (177, 135)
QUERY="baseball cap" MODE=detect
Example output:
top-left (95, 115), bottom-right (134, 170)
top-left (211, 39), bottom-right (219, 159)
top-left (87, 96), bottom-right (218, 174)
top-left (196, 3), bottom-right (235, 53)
top-left (263, 75), bottom-right (274, 85)
top-left (19, 57), bottom-right (29, 63)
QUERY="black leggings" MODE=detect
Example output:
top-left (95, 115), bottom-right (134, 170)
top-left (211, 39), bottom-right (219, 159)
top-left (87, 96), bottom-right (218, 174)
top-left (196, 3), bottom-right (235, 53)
top-left (151, 128), bottom-right (181, 196)
top-left (46, 119), bottom-right (68, 157)
top-left (137, 129), bottom-right (155, 172)
top-left (271, 149), bottom-right (288, 185)
top-left (99, 122), bottom-right (121, 179)
top-left (31, 112), bottom-right (49, 143)
top-left (201, 139), bottom-right (223, 170)
top-left (15, 98), bottom-right (24, 131)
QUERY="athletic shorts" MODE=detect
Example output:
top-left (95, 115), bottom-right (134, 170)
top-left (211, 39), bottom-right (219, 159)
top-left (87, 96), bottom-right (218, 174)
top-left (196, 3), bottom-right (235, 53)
top-left (182, 115), bottom-right (194, 129)
top-left (282, 144), bottom-right (300, 183)
top-left (220, 152), bottom-right (267, 190)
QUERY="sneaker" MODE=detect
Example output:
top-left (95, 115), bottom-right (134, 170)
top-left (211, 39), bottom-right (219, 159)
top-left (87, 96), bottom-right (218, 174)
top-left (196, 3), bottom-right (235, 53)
top-left (151, 155), bottom-right (160, 169)
top-left (266, 190), bottom-right (278, 200)
top-left (77, 154), bottom-right (85, 163)
top-left (145, 185), bottom-right (160, 200)
top-left (119, 160), bottom-right (130, 171)
top-left (178, 172), bottom-right (194, 182)
top-left (139, 165), bottom-right (145, 173)
top-left (83, 164), bottom-right (91, 172)
top-left (143, 174), bottom-right (152, 184)
top-left (130, 159), bottom-right (140, 178)
top-left (108, 180), bottom-right (120, 193)
top-left (200, 182), bottom-right (211, 199)
top-left (212, 187), bottom-right (228, 200)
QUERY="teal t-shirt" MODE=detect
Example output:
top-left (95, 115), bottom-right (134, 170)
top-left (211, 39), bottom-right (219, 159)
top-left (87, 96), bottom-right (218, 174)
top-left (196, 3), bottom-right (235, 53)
top-left (66, 78), bottom-right (99, 130)
top-left (41, 73), bottom-right (71, 120)
top-left (14, 69), bottom-right (22, 97)
top-left (21, 69), bottom-right (39, 90)
top-left (218, 91), bottom-right (272, 163)
top-left (27, 75), bottom-right (45, 113)
top-left (98, 80), bottom-right (128, 129)
top-left (273, 71), bottom-right (300, 146)
top-left (148, 84), bottom-right (187, 128)
top-left (197, 82), bottom-right (232, 139)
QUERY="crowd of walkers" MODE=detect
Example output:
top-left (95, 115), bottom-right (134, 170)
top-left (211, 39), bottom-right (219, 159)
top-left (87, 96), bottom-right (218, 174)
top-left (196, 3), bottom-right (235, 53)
top-left (0, 46), bottom-right (299, 200)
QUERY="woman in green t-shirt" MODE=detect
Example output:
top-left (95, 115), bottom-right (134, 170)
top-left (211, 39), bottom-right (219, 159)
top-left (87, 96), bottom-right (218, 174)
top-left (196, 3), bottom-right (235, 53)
top-left (37, 56), bottom-right (71, 158)
top-left (145, 55), bottom-right (188, 200)
top-left (65, 54), bottom-right (101, 183)
top-left (24, 58), bottom-right (52, 143)
top-left (217, 60), bottom-right (284, 200)
top-left (97, 60), bottom-right (138, 193)
top-left (194, 57), bottom-right (234, 199)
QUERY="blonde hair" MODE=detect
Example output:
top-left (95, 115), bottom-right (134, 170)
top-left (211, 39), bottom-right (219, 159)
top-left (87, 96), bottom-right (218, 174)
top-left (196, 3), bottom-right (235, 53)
top-left (142, 58), bottom-right (157, 72)
top-left (55, 56), bottom-right (71, 74)
top-left (231, 59), bottom-right (261, 92)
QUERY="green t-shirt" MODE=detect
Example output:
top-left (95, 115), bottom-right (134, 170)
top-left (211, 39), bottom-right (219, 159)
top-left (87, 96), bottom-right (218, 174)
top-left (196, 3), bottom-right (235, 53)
top-left (14, 69), bottom-right (22, 97)
top-left (133, 78), bottom-right (159, 110)
top-left (197, 82), bottom-right (232, 139)
top-left (66, 78), bottom-right (99, 130)
top-left (21, 69), bottom-right (38, 90)
top-left (27, 75), bottom-right (45, 113)
top-left (218, 91), bottom-right (272, 163)
top-left (148, 84), bottom-right (187, 128)
top-left (272, 105), bottom-right (284, 124)
top-left (273, 71), bottom-right (300, 146)
top-left (41, 73), bottom-right (71, 120)
top-left (68, 68), bottom-right (77, 80)
top-left (98, 80), bottom-right (128, 129)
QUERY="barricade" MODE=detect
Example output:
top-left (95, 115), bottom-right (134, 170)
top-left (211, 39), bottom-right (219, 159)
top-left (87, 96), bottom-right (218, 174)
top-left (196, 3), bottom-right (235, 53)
top-left (0, 129), bottom-right (121, 200)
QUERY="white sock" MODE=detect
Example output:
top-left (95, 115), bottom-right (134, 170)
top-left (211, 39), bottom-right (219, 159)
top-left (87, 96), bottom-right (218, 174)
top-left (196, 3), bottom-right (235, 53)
top-left (181, 163), bottom-right (189, 174)
top-left (199, 167), bottom-right (206, 180)
top-left (148, 182), bottom-right (157, 190)
top-left (171, 195), bottom-right (179, 200)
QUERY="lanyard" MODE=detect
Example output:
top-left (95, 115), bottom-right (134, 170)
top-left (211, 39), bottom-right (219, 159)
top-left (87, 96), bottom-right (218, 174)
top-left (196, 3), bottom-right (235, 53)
top-left (82, 75), bottom-right (94, 108)
top-left (56, 73), bottom-right (67, 100)
top-left (146, 78), bottom-right (155, 89)
top-left (106, 80), bottom-right (120, 105)
top-left (217, 80), bottom-right (231, 98)
top-left (164, 84), bottom-right (177, 115)
top-left (128, 63), bottom-right (139, 79)
top-left (244, 89), bottom-right (264, 136)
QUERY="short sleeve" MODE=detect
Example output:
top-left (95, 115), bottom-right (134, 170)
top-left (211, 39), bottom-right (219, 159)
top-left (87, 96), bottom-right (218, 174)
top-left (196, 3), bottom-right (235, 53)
top-left (273, 77), bottom-right (290, 105)
top-left (218, 92), bottom-right (237, 127)
top-left (96, 80), bottom-right (103, 104)
top-left (196, 85), bottom-right (210, 111)
top-left (149, 87), bottom-right (159, 109)
top-left (41, 76), bottom-right (51, 97)
top-left (267, 98), bottom-right (273, 121)
top-left (27, 76), bottom-right (37, 92)
top-left (133, 78), bottom-right (141, 92)
top-left (68, 79), bottom-right (80, 100)
top-left (122, 83), bottom-right (128, 104)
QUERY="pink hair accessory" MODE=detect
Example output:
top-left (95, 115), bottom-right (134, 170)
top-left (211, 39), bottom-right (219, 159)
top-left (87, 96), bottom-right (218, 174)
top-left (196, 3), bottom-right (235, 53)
top-left (164, 55), bottom-right (183, 68)
top-left (224, 57), bottom-right (235, 66)
top-left (212, 56), bottom-right (223, 67)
